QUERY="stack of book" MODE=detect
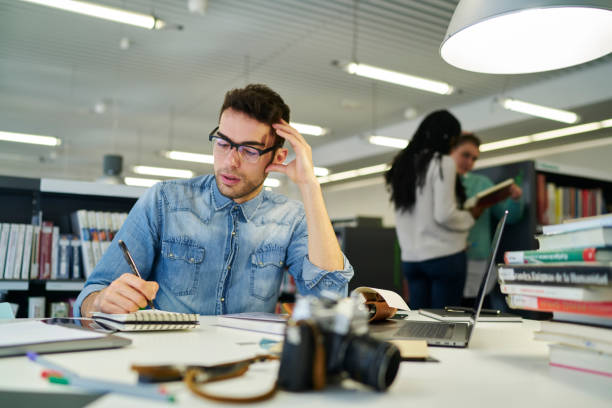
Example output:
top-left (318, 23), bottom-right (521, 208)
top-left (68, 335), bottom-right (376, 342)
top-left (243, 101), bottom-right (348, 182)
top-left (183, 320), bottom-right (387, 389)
top-left (498, 213), bottom-right (612, 377)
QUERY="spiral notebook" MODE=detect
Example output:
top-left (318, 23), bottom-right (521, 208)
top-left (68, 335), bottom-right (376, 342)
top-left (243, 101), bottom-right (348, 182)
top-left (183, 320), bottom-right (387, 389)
top-left (92, 310), bottom-right (200, 331)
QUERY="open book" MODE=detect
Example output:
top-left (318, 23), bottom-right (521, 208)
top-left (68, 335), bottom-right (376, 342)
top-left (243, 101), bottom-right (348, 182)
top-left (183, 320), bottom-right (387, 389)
top-left (464, 178), bottom-right (514, 209)
top-left (92, 310), bottom-right (200, 331)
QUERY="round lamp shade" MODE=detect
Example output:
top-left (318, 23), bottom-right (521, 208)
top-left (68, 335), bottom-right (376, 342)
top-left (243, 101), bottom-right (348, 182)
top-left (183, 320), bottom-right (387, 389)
top-left (440, 0), bottom-right (612, 74)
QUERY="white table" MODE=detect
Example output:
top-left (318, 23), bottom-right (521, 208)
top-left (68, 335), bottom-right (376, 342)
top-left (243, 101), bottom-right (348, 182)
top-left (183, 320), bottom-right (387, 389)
top-left (1, 315), bottom-right (611, 407)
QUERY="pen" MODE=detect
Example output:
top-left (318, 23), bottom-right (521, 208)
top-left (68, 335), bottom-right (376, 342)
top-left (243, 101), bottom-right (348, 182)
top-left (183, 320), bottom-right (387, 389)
top-left (27, 352), bottom-right (174, 403)
top-left (118, 239), bottom-right (155, 310)
top-left (444, 306), bottom-right (501, 315)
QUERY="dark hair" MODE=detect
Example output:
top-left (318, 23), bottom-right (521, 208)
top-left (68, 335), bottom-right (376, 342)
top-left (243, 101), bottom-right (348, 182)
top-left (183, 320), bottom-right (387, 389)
top-left (385, 110), bottom-right (462, 212)
top-left (220, 84), bottom-right (290, 147)
top-left (453, 133), bottom-right (481, 149)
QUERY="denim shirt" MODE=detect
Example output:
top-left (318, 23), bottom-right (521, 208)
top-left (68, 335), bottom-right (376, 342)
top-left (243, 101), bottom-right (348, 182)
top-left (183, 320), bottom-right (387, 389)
top-left (74, 175), bottom-right (353, 316)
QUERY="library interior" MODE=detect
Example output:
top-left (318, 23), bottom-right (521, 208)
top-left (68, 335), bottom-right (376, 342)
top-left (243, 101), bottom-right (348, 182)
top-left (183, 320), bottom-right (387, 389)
top-left (1, 1), bottom-right (611, 407)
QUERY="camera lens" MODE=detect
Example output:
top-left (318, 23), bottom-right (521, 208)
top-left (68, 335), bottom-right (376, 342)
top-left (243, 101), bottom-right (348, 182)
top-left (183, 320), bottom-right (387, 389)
top-left (342, 335), bottom-right (400, 391)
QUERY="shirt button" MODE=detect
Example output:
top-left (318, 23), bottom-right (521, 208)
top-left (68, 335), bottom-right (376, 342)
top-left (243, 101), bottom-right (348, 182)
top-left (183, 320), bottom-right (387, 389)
top-left (231, 231), bottom-right (236, 236)
top-left (189, 258), bottom-right (195, 263)
top-left (220, 298), bottom-right (225, 302)
top-left (227, 266), bottom-right (231, 270)
top-left (259, 262), bottom-right (263, 266)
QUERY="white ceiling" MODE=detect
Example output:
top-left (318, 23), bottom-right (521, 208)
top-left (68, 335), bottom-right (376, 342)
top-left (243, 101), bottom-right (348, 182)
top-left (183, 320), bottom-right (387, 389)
top-left (1, 0), bottom-right (611, 183)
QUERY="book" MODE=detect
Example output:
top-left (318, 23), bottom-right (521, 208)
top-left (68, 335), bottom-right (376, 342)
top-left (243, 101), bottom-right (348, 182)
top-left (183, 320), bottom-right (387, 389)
top-left (20, 225), bottom-right (33, 280)
top-left (215, 312), bottom-right (288, 335)
top-left (506, 294), bottom-right (612, 317)
top-left (50, 226), bottom-right (59, 280)
top-left (71, 210), bottom-right (95, 278)
top-left (57, 234), bottom-right (71, 280)
top-left (535, 227), bottom-right (612, 250)
top-left (504, 248), bottom-right (612, 264)
top-left (548, 343), bottom-right (612, 377)
top-left (534, 331), bottom-right (612, 354)
top-left (11, 224), bottom-right (26, 279)
top-left (0, 223), bottom-right (9, 279)
top-left (38, 221), bottom-right (54, 280)
top-left (92, 310), bottom-right (200, 331)
top-left (4, 224), bottom-right (20, 279)
top-left (500, 283), bottom-right (612, 302)
top-left (30, 225), bottom-right (41, 280)
top-left (71, 238), bottom-right (82, 280)
top-left (539, 320), bottom-right (612, 343)
top-left (463, 178), bottom-right (514, 209)
top-left (498, 263), bottom-right (612, 287)
top-left (542, 213), bottom-right (612, 235)
top-left (28, 296), bottom-right (46, 318)
top-left (552, 312), bottom-right (612, 328)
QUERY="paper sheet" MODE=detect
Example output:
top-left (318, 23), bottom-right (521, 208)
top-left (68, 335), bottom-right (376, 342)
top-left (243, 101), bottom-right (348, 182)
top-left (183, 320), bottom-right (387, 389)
top-left (0, 321), bottom-right (105, 347)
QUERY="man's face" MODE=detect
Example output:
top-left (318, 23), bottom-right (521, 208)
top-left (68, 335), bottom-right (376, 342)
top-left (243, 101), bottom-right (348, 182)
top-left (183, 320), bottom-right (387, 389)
top-left (450, 142), bottom-right (479, 175)
top-left (213, 108), bottom-right (286, 203)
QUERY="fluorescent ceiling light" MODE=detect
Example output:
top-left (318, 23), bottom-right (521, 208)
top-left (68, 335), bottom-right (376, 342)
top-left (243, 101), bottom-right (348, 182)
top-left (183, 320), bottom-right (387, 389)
top-left (368, 135), bottom-right (408, 149)
top-left (0, 130), bottom-right (61, 146)
top-left (263, 178), bottom-right (281, 188)
top-left (291, 122), bottom-right (328, 136)
top-left (163, 150), bottom-right (214, 164)
top-left (318, 163), bottom-right (390, 184)
top-left (133, 165), bottom-right (194, 178)
top-left (441, 1), bottom-right (612, 74)
top-left (20, 0), bottom-right (166, 29)
top-left (480, 117), bottom-right (612, 152)
top-left (501, 98), bottom-right (579, 124)
top-left (124, 177), bottom-right (161, 187)
top-left (313, 167), bottom-right (329, 177)
top-left (338, 62), bottom-right (454, 95)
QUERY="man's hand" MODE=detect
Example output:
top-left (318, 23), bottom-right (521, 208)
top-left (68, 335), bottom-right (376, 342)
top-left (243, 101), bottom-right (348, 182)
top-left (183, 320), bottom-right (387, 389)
top-left (469, 205), bottom-right (485, 220)
top-left (266, 120), bottom-right (317, 186)
top-left (82, 273), bottom-right (158, 317)
top-left (509, 183), bottom-right (522, 200)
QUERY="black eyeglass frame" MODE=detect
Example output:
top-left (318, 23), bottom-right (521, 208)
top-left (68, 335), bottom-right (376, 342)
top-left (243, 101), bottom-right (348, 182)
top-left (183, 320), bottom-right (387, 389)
top-left (208, 126), bottom-right (281, 161)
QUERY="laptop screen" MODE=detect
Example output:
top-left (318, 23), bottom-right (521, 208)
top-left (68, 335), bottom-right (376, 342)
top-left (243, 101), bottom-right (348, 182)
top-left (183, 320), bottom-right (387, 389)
top-left (470, 211), bottom-right (508, 325)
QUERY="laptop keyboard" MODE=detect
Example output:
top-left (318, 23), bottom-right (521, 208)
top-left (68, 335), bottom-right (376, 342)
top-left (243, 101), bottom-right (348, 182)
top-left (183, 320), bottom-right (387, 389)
top-left (396, 321), bottom-right (454, 339)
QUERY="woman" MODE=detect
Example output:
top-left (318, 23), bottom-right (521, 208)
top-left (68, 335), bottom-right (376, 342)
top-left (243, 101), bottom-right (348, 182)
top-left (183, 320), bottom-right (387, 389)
top-left (385, 110), bottom-right (481, 309)
top-left (450, 133), bottom-right (523, 310)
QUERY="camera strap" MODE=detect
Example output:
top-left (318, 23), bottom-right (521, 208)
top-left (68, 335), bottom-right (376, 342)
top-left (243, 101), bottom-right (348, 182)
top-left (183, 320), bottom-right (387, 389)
top-left (133, 354), bottom-right (279, 403)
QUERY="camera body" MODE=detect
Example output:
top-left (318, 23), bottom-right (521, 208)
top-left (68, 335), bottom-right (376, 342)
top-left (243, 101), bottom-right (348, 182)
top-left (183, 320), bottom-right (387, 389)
top-left (278, 294), bottom-right (401, 392)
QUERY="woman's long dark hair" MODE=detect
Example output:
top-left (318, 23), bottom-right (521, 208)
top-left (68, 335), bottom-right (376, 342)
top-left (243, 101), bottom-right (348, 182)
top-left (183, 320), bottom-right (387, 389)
top-left (385, 110), bottom-right (462, 212)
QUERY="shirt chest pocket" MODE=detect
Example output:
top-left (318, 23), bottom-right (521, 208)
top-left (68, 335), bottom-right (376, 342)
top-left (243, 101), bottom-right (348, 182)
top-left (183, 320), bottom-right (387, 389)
top-left (250, 248), bottom-right (285, 301)
top-left (160, 241), bottom-right (205, 296)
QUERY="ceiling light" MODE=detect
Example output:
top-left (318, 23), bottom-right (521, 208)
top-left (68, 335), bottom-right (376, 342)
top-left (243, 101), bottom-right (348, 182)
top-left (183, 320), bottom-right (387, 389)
top-left (501, 98), bottom-right (579, 124)
top-left (263, 178), bottom-right (281, 188)
top-left (314, 167), bottom-right (329, 177)
top-left (480, 118), bottom-right (612, 152)
top-left (291, 122), bottom-right (328, 136)
top-left (441, 1), bottom-right (612, 74)
top-left (318, 164), bottom-right (390, 184)
top-left (163, 150), bottom-right (214, 164)
top-left (0, 130), bottom-right (61, 146)
top-left (133, 165), bottom-right (194, 178)
top-left (334, 61), bottom-right (454, 95)
top-left (368, 135), bottom-right (408, 149)
top-left (20, 0), bottom-right (166, 30)
top-left (124, 177), bottom-right (161, 187)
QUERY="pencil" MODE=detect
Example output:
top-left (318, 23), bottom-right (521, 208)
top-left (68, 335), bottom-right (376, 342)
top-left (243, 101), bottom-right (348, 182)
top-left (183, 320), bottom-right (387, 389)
top-left (117, 239), bottom-right (156, 310)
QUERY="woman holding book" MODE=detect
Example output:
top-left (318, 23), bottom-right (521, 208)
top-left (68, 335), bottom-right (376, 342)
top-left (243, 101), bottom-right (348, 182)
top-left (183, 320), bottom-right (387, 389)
top-left (450, 133), bottom-right (523, 309)
top-left (385, 110), bottom-right (482, 309)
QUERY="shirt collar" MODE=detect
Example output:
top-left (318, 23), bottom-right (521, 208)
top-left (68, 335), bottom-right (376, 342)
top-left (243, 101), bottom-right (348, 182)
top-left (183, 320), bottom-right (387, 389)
top-left (211, 177), bottom-right (264, 222)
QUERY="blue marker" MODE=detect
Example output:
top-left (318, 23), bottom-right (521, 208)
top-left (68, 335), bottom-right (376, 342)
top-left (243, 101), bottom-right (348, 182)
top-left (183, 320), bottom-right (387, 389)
top-left (27, 352), bottom-right (174, 403)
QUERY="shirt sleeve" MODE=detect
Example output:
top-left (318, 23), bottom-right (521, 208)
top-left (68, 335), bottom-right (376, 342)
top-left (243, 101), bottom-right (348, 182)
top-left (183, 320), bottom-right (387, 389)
top-left (284, 213), bottom-right (354, 298)
top-left (73, 184), bottom-right (162, 317)
top-left (432, 156), bottom-right (475, 232)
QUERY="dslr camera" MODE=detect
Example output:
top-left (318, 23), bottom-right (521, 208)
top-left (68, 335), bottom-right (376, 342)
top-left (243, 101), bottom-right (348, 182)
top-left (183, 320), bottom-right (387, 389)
top-left (277, 293), bottom-right (401, 392)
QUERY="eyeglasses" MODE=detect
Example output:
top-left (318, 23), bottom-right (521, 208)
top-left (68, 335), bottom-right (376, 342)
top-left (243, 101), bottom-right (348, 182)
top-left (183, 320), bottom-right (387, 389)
top-left (208, 127), bottom-right (279, 163)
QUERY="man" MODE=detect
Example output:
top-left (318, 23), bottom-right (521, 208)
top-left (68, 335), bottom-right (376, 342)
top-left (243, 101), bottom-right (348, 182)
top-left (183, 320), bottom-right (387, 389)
top-left (450, 133), bottom-right (523, 309)
top-left (75, 84), bottom-right (353, 317)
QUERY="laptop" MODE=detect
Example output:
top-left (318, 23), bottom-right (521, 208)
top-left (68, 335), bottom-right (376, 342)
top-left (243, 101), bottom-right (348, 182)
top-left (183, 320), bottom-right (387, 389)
top-left (369, 211), bottom-right (508, 348)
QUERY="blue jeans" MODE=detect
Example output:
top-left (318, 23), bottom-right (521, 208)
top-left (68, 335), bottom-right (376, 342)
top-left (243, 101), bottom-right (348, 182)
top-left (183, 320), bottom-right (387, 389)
top-left (402, 251), bottom-right (467, 310)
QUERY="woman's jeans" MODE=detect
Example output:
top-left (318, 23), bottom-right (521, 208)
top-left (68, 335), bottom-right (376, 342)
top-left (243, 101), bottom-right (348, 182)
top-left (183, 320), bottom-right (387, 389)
top-left (402, 251), bottom-right (467, 310)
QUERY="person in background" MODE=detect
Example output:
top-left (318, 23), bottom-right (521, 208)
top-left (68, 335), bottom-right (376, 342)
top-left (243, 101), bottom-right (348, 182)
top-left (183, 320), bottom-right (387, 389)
top-left (385, 110), bottom-right (483, 310)
top-left (450, 133), bottom-right (523, 310)
top-left (75, 84), bottom-right (353, 317)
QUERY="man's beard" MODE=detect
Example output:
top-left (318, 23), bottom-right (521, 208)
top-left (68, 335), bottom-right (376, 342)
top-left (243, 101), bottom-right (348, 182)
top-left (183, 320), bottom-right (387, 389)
top-left (215, 169), bottom-right (266, 201)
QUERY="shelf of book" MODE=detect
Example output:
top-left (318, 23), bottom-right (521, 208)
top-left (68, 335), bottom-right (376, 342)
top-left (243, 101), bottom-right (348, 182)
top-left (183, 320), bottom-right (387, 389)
top-left (0, 175), bottom-right (145, 318)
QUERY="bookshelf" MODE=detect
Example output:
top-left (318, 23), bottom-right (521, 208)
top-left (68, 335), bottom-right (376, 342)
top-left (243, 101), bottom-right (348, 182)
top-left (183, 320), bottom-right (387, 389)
top-left (473, 160), bottom-right (611, 319)
top-left (0, 175), bottom-right (145, 318)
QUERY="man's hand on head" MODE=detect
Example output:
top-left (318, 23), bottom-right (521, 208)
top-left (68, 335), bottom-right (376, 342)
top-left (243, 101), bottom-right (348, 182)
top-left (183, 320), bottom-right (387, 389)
top-left (90, 273), bottom-right (159, 315)
top-left (265, 120), bottom-right (318, 186)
